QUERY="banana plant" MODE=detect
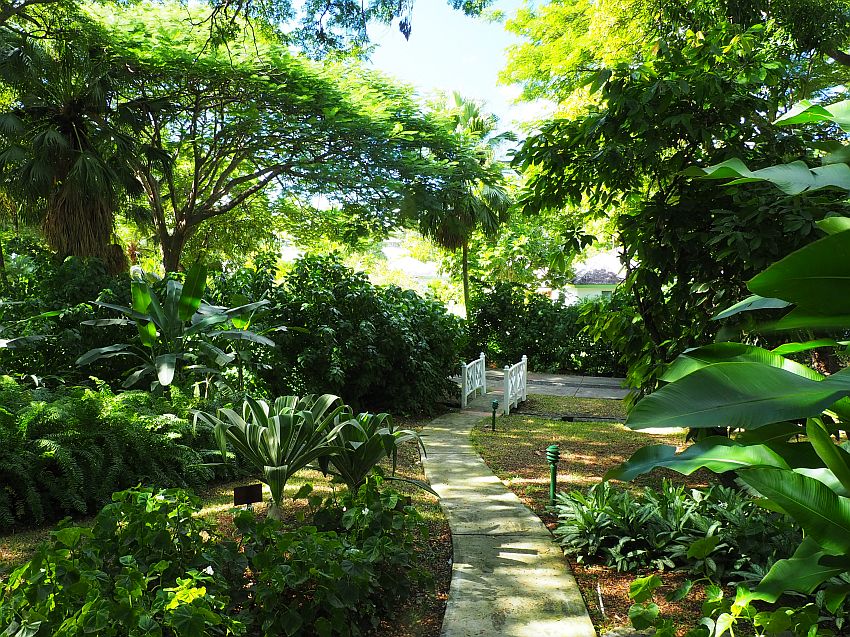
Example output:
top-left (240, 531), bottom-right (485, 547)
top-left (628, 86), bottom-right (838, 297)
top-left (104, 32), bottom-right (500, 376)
top-left (196, 394), bottom-right (349, 519)
top-left (76, 264), bottom-right (273, 389)
top-left (609, 95), bottom-right (850, 613)
top-left (321, 412), bottom-right (436, 495)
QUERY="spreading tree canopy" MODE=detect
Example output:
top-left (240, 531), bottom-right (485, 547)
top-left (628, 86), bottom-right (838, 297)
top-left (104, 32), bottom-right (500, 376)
top-left (0, 3), bottom-right (491, 271)
top-left (510, 2), bottom-right (850, 394)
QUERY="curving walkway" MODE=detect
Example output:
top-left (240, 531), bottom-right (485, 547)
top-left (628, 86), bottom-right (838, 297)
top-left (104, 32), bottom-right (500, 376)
top-left (422, 388), bottom-right (602, 637)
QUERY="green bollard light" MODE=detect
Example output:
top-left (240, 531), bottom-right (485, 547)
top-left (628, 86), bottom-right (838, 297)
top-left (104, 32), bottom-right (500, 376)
top-left (491, 400), bottom-right (499, 431)
top-left (546, 444), bottom-right (560, 508)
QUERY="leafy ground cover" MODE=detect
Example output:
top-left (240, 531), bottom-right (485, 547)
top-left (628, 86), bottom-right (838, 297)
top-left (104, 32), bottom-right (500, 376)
top-left (470, 394), bottom-right (709, 634)
top-left (0, 417), bottom-right (451, 637)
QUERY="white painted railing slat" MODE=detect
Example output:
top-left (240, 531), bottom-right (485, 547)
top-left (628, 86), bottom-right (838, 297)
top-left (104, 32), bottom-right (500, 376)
top-left (460, 352), bottom-right (486, 408)
top-left (503, 355), bottom-right (527, 415)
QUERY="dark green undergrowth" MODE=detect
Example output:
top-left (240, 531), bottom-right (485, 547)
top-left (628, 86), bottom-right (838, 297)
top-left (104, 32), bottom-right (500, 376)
top-left (0, 482), bottom-right (428, 637)
top-left (0, 376), bottom-right (241, 529)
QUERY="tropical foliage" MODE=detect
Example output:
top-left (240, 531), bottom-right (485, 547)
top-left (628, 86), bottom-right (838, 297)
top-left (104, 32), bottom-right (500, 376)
top-left (238, 255), bottom-right (463, 414)
top-left (77, 263), bottom-right (273, 391)
top-left (467, 282), bottom-right (624, 376)
top-left (511, 1), bottom-right (850, 397)
top-left (197, 394), bottom-right (348, 520)
top-left (0, 484), bottom-right (428, 637)
top-left (610, 97), bottom-right (850, 635)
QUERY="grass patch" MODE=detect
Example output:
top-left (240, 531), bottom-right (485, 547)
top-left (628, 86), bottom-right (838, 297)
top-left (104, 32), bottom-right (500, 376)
top-left (522, 394), bottom-right (627, 420)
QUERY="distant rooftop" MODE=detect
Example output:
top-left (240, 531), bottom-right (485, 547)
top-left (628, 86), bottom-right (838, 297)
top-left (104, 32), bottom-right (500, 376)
top-left (571, 251), bottom-right (625, 286)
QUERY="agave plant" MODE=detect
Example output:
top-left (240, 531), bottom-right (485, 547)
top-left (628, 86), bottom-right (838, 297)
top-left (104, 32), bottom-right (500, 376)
top-left (76, 263), bottom-right (273, 389)
top-left (322, 412), bottom-right (435, 494)
top-left (196, 394), bottom-right (349, 519)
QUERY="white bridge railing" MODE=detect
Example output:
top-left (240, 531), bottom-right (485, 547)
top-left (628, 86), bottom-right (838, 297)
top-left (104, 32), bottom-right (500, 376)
top-left (503, 355), bottom-right (528, 415)
top-left (460, 352), bottom-right (487, 408)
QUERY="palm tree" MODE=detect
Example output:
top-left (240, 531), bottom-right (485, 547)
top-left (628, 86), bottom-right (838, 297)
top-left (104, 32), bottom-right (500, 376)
top-left (419, 93), bottom-right (514, 313)
top-left (0, 34), bottom-right (145, 272)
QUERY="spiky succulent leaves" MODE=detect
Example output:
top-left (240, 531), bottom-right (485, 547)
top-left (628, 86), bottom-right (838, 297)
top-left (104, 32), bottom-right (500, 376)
top-left (326, 412), bottom-right (434, 494)
top-left (199, 394), bottom-right (348, 516)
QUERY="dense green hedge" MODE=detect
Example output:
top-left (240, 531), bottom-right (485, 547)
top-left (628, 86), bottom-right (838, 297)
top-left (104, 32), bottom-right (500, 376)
top-left (466, 282), bottom-right (625, 376)
top-left (214, 255), bottom-right (464, 414)
top-left (0, 377), bottom-right (238, 528)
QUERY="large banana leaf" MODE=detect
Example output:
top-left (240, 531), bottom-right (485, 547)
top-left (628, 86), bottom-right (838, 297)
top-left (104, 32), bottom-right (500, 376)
top-left (711, 295), bottom-right (790, 321)
top-left (689, 158), bottom-right (850, 194)
top-left (661, 343), bottom-right (823, 383)
top-left (816, 217), bottom-right (850, 235)
top-left (627, 363), bottom-right (850, 430)
top-left (763, 309), bottom-right (850, 332)
top-left (774, 99), bottom-right (850, 131)
top-left (806, 418), bottom-right (850, 493)
top-left (754, 537), bottom-right (847, 603)
top-left (155, 353), bottom-right (177, 386)
top-left (747, 229), bottom-right (850, 314)
top-left (740, 467), bottom-right (850, 555)
top-left (605, 438), bottom-right (790, 482)
top-left (75, 344), bottom-right (142, 366)
top-left (178, 264), bottom-right (207, 322)
top-left (772, 339), bottom-right (844, 355)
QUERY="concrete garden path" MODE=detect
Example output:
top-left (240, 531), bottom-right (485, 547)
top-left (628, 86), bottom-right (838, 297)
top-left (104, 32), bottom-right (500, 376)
top-left (421, 378), bottom-right (620, 637)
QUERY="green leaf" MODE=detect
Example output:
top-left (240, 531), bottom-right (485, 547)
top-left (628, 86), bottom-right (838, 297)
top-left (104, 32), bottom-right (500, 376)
top-left (76, 344), bottom-right (134, 366)
top-left (155, 353), bottom-right (177, 386)
top-left (665, 579), bottom-right (694, 602)
top-left (806, 418), bottom-right (850, 493)
top-left (629, 574), bottom-right (663, 603)
top-left (213, 329), bottom-right (275, 347)
top-left (138, 320), bottom-right (157, 348)
top-left (661, 343), bottom-right (822, 383)
top-left (824, 584), bottom-right (850, 614)
top-left (131, 280), bottom-right (152, 314)
top-left (755, 537), bottom-right (846, 602)
top-left (178, 264), bottom-right (207, 322)
top-left (748, 229), bottom-right (850, 314)
top-left (772, 339), bottom-right (843, 355)
top-left (53, 526), bottom-right (90, 548)
top-left (694, 158), bottom-right (850, 194)
top-left (627, 363), bottom-right (850, 430)
top-left (606, 438), bottom-right (789, 482)
top-left (741, 467), bottom-right (850, 554)
top-left (712, 295), bottom-right (790, 321)
top-left (628, 603), bottom-right (660, 629)
top-left (774, 99), bottom-right (850, 132)
top-left (816, 216), bottom-right (850, 235)
top-left (687, 536), bottom-right (720, 560)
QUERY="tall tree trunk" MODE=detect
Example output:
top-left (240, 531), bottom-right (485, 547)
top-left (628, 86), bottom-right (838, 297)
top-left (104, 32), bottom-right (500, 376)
top-left (462, 241), bottom-right (470, 317)
top-left (0, 233), bottom-right (8, 291)
top-left (161, 230), bottom-right (187, 272)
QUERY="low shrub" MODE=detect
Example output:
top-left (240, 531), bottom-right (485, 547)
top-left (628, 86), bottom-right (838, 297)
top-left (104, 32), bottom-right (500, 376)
top-left (0, 377), bottom-right (238, 528)
top-left (466, 281), bottom-right (624, 376)
top-left (554, 480), bottom-right (800, 581)
top-left (248, 255), bottom-right (463, 414)
top-left (0, 485), bottom-right (428, 637)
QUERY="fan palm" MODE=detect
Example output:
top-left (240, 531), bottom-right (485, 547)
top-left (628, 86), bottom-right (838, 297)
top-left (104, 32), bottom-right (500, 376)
top-left (0, 35), bottom-right (147, 272)
top-left (419, 93), bottom-right (514, 312)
